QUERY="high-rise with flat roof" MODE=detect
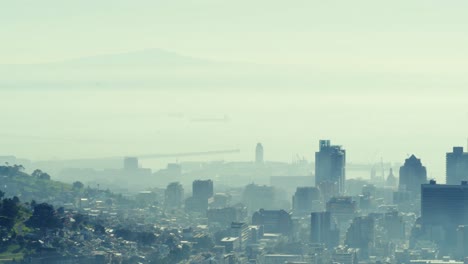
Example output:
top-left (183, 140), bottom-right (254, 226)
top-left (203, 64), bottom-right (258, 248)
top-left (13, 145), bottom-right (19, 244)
top-left (421, 180), bottom-right (468, 253)
top-left (311, 212), bottom-right (339, 249)
top-left (123, 157), bottom-right (139, 171)
top-left (292, 187), bottom-right (321, 216)
top-left (252, 209), bottom-right (292, 235)
top-left (193, 179), bottom-right (214, 200)
top-left (185, 179), bottom-right (214, 213)
top-left (164, 182), bottom-right (184, 209)
top-left (421, 180), bottom-right (468, 228)
top-left (315, 140), bottom-right (346, 195)
top-left (446, 146), bottom-right (468, 185)
top-left (345, 216), bottom-right (375, 259)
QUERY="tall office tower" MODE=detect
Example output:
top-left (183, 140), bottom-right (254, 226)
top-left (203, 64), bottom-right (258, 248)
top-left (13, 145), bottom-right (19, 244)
top-left (164, 182), bottom-right (184, 209)
top-left (311, 212), bottom-right (340, 249)
top-left (192, 179), bottom-right (214, 200)
top-left (185, 180), bottom-right (214, 213)
top-left (123, 157), bottom-right (139, 171)
top-left (255, 143), bottom-right (264, 164)
top-left (398, 155), bottom-right (427, 196)
top-left (446, 146), bottom-right (468, 185)
top-left (382, 210), bottom-right (405, 241)
top-left (345, 216), bottom-right (375, 259)
top-left (421, 180), bottom-right (468, 229)
top-left (326, 196), bottom-right (357, 232)
top-left (252, 209), bottom-right (292, 235)
top-left (292, 187), bottom-right (321, 216)
top-left (421, 180), bottom-right (468, 253)
top-left (231, 222), bottom-right (251, 250)
top-left (386, 168), bottom-right (398, 188)
top-left (315, 140), bottom-right (346, 195)
top-left (456, 225), bottom-right (468, 259)
top-left (242, 183), bottom-right (275, 214)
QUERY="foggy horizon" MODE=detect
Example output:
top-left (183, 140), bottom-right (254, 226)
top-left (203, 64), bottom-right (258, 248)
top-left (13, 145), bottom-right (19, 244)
top-left (2, 2), bottom-right (468, 263)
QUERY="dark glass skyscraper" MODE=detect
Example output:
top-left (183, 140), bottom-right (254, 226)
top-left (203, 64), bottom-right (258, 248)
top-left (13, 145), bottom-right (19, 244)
top-left (315, 140), bottom-right (346, 195)
top-left (292, 187), bottom-right (321, 216)
top-left (446, 146), bottom-right (468, 185)
top-left (421, 180), bottom-right (468, 228)
top-left (311, 211), bottom-right (339, 249)
top-left (164, 182), bottom-right (184, 209)
top-left (193, 179), bottom-right (214, 200)
top-left (399, 155), bottom-right (427, 196)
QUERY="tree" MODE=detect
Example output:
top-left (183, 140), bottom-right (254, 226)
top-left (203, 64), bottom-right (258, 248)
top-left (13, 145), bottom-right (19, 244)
top-left (26, 203), bottom-right (62, 230)
top-left (38, 173), bottom-right (50, 180)
top-left (72, 181), bottom-right (84, 190)
top-left (32, 169), bottom-right (51, 180)
top-left (31, 169), bottom-right (43, 178)
top-left (0, 198), bottom-right (21, 231)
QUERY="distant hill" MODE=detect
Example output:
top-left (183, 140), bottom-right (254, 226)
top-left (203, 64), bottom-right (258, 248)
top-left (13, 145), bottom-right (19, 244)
top-left (0, 166), bottom-right (71, 203)
top-left (0, 48), bottom-right (454, 92)
top-left (0, 48), bottom-right (267, 90)
top-left (38, 49), bottom-right (220, 68)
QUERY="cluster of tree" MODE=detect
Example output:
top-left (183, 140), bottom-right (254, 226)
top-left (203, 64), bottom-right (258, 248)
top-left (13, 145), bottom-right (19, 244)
top-left (0, 164), bottom-right (24, 177)
top-left (0, 191), bottom-right (21, 233)
top-left (26, 202), bottom-right (63, 230)
top-left (31, 169), bottom-right (51, 180)
top-left (72, 181), bottom-right (84, 190)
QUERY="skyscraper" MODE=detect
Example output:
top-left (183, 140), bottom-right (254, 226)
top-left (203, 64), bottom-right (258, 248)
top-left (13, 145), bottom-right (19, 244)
top-left (292, 187), bottom-right (321, 216)
top-left (315, 140), bottom-right (346, 195)
top-left (311, 211), bottom-right (339, 249)
top-left (252, 209), bottom-right (292, 235)
top-left (386, 168), bottom-right (397, 188)
top-left (193, 179), bottom-right (214, 200)
top-left (421, 180), bottom-right (468, 252)
top-left (345, 216), bottom-right (375, 259)
top-left (255, 143), bottom-right (264, 164)
top-left (421, 180), bottom-right (468, 229)
top-left (185, 179), bottom-right (214, 213)
top-left (399, 155), bottom-right (427, 196)
top-left (123, 157), bottom-right (138, 171)
top-left (446, 146), bottom-right (468, 185)
top-left (164, 182), bottom-right (184, 209)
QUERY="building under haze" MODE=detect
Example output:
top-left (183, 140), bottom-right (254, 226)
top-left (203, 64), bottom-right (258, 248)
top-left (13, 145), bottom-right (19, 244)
top-left (164, 182), bottom-right (184, 209)
top-left (386, 168), bottom-right (398, 188)
top-left (185, 179), bottom-right (214, 213)
top-left (252, 209), bottom-right (292, 235)
top-left (315, 140), bottom-right (346, 195)
top-left (311, 211), bottom-right (339, 249)
top-left (242, 183), bottom-right (275, 214)
top-left (124, 157), bottom-right (139, 170)
top-left (421, 180), bottom-right (468, 229)
top-left (192, 179), bottom-right (214, 200)
top-left (255, 143), bottom-right (264, 164)
top-left (345, 216), bottom-right (375, 259)
top-left (421, 180), bottom-right (468, 252)
top-left (446, 146), bottom-right (468, 185)
top-left (292, 187), bottom-right (321, 216)
top-left (399, 155), bottom-right (427, 197)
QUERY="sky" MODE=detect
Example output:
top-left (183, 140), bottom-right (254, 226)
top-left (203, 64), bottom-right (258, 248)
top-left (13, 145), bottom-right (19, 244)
top-left (2, 0), bottom-right (468, 66)
top-left (1, 1), bottom-right (468, 181)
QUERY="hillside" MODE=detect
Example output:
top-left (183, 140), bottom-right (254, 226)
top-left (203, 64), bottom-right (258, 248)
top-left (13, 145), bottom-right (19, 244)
top-left (0, 166), bottom-right (72, 203)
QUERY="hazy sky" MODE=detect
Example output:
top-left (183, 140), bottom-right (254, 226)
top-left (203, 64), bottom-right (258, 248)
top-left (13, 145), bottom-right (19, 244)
top-left (1, 1), bottom-right (468, 182)
top-left (2, 0), bottom-right (468, 68)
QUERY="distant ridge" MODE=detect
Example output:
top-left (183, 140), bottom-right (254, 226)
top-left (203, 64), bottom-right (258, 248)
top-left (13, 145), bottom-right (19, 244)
top-left (1, 48), bottom-right (222, 68)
